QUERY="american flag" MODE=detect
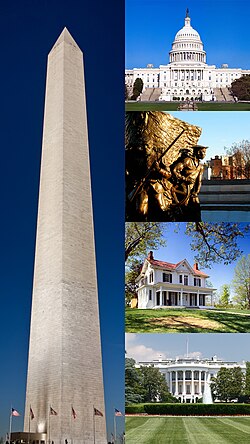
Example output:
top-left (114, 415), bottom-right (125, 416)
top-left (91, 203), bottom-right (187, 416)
top-left (71, 406), bottom-right (77, 419)
top-left (94, 407), bottom-right (103, 417)
top-left (30, 407), bottom-right (35, 420)
top-left (50, 407), bottom-right (58, 416)
top-left (115, 408), bottom-right (123, 416)
top-left (11, 408), bottom-right (20, 417)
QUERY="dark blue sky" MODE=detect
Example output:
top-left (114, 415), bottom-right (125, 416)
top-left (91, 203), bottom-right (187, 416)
top-left (126, 0), bottom-right (250, 69)
top-left (0, 0), bottom-right (124, 441)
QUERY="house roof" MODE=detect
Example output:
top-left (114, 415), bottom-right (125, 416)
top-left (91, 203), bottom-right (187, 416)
top-left (145, 253), bottom-right (209, 278)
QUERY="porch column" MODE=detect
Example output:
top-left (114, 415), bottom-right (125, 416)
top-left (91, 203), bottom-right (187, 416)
top-left (191, 370), bottom-right (194, 397)
top-left (211, 293), bottom-right (214, 306)
top-left (180, 289), bottom-right (183, 306)
top-left (174, 371), bottom-right (178, 396)
top-left (160, 287), bottom-right (163, 306)
top-left (169, 371), bottom-right (172, 393)
top-left (197, 289), bottom-right (200, 307)
top-left (199, 371), bottom-right (202, 395)
top-left (183, 370), bottom-right (186, 396)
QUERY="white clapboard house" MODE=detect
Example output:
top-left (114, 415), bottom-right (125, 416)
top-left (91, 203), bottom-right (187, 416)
top-left (136, 251), bottom-right (215, 309)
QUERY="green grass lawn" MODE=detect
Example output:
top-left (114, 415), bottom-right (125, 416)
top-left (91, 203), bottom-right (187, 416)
top-left (126, 416), bottom-right (250, 443)
top-left (125, 308), bottom-right (250, 333)
top-left (125, 102), bottom-right (250, 111)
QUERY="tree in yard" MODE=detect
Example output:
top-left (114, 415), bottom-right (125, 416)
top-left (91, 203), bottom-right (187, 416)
top-left (185, 222), bottom-right (250, 268)
top-left (245, 362), bottom-right (250, 397)
top-left (125, 358), bottom-right (177, 404)
top-left (211, 367), bottom-right (244, 402)
top-left (231, 75), bottom-right (250, 101)
top-left (125, 259), bottom-right (141, 305)
top-left (126, 222), bottom-right (249, 266)
top-left (219, 284), bottom-right (231, 306)
top-left (225, 140), bottom-right (250, 179)
top-left (131, 78), bottom-right (143, 100)
top-left (125, 222), bottom-right (166, 263)
top-left (140, 365), bottom-right (177, 403)
top-left (125, 358), bottom-right (144, 404)
top-left (232, 254), bottom-right (250, 308)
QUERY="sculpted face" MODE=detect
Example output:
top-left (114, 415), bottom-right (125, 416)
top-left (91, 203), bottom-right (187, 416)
top-left (196, 147), bottom-right (207, 160)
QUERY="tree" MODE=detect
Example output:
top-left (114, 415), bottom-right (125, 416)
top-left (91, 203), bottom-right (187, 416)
top-left (126, 222), bottom-right (249, 266)
top-left (125, 84), bottom-right (129, 100)
top-left (211, 367), bottom-right (244, 402)
top-left (231, 75), bottom-right (250, 101)
top-left (125, 358), bottom-right (177, 404)
top-left (219, 284), bottom-right (231, 306)
top-left (232, 254), bottom-right (250, 308)
top-left (131, 78), bottom-right (143, 100)
top-left (125, 259), bottom-right (141, 305)
top-left (125, 358), bottom-right (144, 404)
top-left (125, 222), bottom-right (166, 263)
top-left (225, 140), bottom-right (250, 179)
top-left (140, 365), bottom-right (177, 403)
top-left (245, 362), bottom-right (250, 397)
top-left (185, 222), bottom-right (250, 268)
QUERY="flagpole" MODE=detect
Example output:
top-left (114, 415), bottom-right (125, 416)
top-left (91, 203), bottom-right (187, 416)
top-left (113, 408), bottom-right (116, 444)
top-left (9, 406), bottom-right (12, 444)
top-left (48, 407), bottom-right (51, 444)
top-left (28, 405), bottom-right (31, 444)
top-left (93, 406), bottom-right (95, 444)
top-left (70, 406), bottom-right (72, 444)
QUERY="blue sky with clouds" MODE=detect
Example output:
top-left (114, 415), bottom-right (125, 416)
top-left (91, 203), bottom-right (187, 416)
top-left (126, 333), bottom-right (250, 363)
top-left (126, 0), bottom-right (250, 70)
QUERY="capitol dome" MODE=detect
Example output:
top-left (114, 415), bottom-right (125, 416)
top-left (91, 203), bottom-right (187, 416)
top-left (169, 10), bottom-right (206, 64)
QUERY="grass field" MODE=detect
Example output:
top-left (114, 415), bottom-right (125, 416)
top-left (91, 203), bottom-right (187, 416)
top-left (125, 102), bottom-right (250, 111)
top-left (125, 308), bottom-right (250, 333)
top-left (126, 416), bottom-right (250, 443)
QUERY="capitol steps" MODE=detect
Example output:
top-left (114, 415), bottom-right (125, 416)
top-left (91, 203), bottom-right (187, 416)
top-left (213, 87), bottom-right (235, 102)
top-left (140, 87), bottom-right (162, 101)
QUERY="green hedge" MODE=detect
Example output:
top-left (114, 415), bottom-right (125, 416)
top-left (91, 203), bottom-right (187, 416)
top-left (126, 403), bottom-right (250, 415)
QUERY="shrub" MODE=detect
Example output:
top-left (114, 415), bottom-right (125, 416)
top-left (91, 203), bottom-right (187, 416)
top-left (126, 403), bottom-right (250, 415)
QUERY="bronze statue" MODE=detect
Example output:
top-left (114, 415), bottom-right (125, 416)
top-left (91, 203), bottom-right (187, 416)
top-left (126, 112), bottom-right (206, 221)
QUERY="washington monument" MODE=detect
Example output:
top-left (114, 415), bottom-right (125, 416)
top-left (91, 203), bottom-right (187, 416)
top-left (24, 29), bottom-right (107, 444)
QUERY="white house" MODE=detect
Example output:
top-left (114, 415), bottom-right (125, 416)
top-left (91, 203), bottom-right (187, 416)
top-left (136, 355), bottom-right (246, 404)
top-left (136, 251), bottom-right (215, 309)
top-left (125, 10), bottom-right (250, 101)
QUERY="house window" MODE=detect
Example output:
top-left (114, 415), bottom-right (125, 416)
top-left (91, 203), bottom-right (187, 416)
top-left (184, 275), bottom-right (188, 285)
top-left (163, 273), bottom-right (172, 283)
top-left (149, 272), bottom-right (153, 283)
top-left (149, 289), bottom-right (152, 300)
top-left (194, 278), bottom-right (201, 287)
top-left (186, 385), bottom-right (191, 394)
top-left (179, 275), bottom-right (183, 283)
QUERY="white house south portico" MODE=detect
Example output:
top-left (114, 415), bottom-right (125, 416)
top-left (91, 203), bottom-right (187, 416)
top-left (136, 251), bottom-right (215, 309)
top-left (136, 356), bottom-right (246, 404)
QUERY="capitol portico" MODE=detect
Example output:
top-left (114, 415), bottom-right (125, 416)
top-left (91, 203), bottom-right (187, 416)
top-left (136, 356), bottom-right (246, 403)
top-left (125, 10), bottom-right (250, 101)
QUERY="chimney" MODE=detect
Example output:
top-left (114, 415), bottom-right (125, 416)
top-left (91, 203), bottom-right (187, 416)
top-left (147, 251), bottom-right (154, 260)
top-left (193, 262), bottom-right (199, 271)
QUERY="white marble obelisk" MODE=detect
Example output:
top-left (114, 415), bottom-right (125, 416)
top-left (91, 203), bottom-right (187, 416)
top-left (24, 28), bottom-right (107, 444)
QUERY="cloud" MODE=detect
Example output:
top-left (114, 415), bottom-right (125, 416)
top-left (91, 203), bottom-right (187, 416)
top-left (126, 334), bottom-right (167, 362)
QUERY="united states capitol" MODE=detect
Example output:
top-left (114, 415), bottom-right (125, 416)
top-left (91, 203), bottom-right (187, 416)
top-left (125, 10), bottom-right (250, 102)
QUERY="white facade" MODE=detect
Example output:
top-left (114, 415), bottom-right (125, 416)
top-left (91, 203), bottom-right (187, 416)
top-left (125, 11), bottom-right (250, 101)
top-left (137, 356), bottom-right (246, 403)
top-left (137, 252), bottom-right (215, 309)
